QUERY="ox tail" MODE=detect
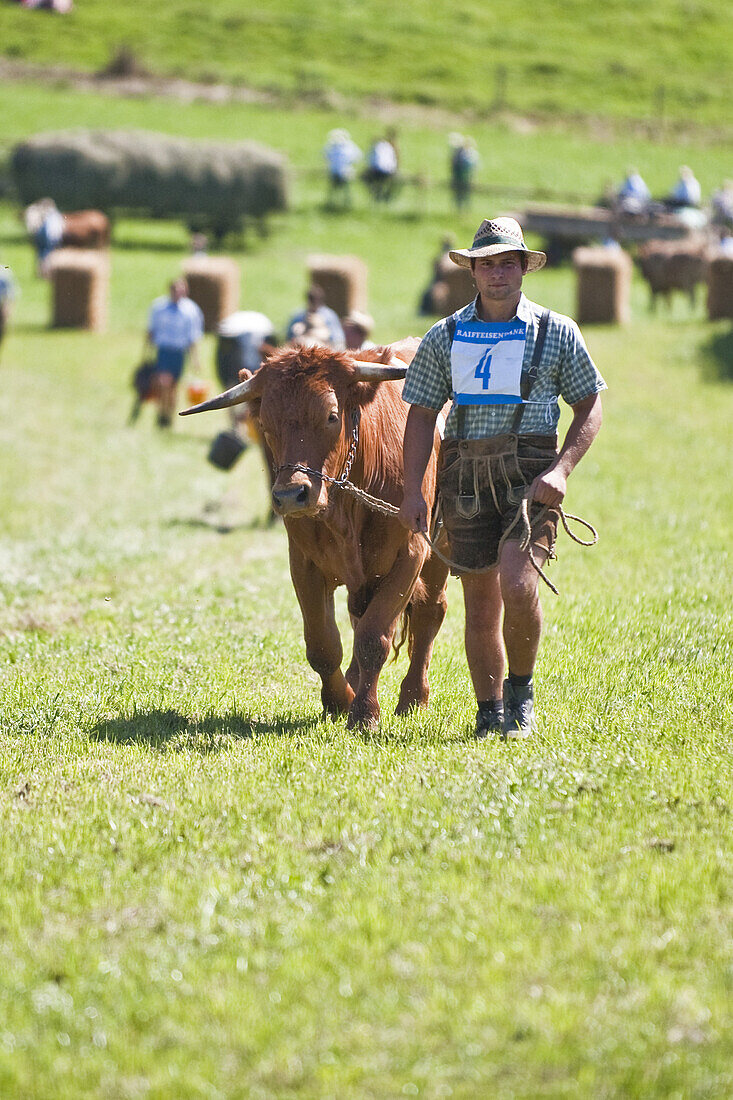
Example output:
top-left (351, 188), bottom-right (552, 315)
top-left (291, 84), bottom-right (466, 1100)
top-left (391, 603), bottom-right (413, 663)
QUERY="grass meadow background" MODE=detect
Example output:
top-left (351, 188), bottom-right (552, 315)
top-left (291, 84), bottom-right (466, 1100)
top-left (0, 0), bottom-right (732, 128)
top-left (1, 11), bottom-right (733, 1098)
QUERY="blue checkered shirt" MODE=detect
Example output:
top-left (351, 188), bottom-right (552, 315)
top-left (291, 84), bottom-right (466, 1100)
top-left (402, 294), bottom-right (606, 438)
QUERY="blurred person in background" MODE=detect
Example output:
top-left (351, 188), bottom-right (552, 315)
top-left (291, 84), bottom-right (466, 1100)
top-left (145, 277), bottom-right (204, 427)
top-left (342, 310), bottom-right (376, 351)
top-left (664, 165), bottom-right (702, 210)
top-left (215, 309), bottom-right (277, 429)
top-left (25, 198), bottom-right (64, 277)
top-left (286, 284), bottom-right (345, 348)
top-left (0, 262), bottom-right (17, 357)
top-left (364, 130), bottom-right (399, 203)
top-left (711, 180), bottom-right (733, 231)
top-left (615, 168), bottom-right (651, 216)
top-left (449, 133), bottom-right (480, 210)
top-left (323, 129), bottom-right (362, 209)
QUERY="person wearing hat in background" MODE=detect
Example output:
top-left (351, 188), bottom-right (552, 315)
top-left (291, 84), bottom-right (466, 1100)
top-left (398, 217), bottom-right (606, 740)
top-left (342, 310), bottom-right (376, 351)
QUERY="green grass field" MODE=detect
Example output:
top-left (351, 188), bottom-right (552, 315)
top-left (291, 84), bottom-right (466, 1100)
top-left (0, 38), bottom-right (732, 1098)
top-left (1, 0), bottom-right (732, 129)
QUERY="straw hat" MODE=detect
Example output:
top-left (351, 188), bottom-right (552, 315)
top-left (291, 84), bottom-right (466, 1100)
top-left (449, 217), bottom-right (546, 272)
top-left (342, 309), bottom-right (374, 335)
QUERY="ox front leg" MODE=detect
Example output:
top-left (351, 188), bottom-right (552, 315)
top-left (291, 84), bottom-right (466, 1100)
top-left (289, 550), bottom-right (354, 718)
top-left (396, 550), bottom-right (449, 716)
top-left (348, 551), bottom-right (423, 731)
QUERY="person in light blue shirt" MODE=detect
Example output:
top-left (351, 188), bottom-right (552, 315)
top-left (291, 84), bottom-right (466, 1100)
top-left (323, 129), bottom-right (362, 209)
top-left (666, 165), bottom-right (702, 210)
top-left (0, 262), bottom-right (17, 355)
top-left (286, 284), bottom-right (345, 349)
top-left (399, 217), bottom-right (605, 741)
top-left (146, 277), bottom-right (204, 427)
top-left (616, 168), bottom-right (651, 215)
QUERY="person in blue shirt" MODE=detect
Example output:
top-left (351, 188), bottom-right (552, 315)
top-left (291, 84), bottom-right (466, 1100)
top-left (323, 129), bottom-right (362, 209)
top-left (145, 277), bottom-right (204, 427)
top-left (286, 284), bottom-right (345, 349)
top-left (616, 169), bottom-right (652, 215)
top-left (0, 262), bottom-right (17, 356)
top-left (665, 165), bottom-right (702, 210)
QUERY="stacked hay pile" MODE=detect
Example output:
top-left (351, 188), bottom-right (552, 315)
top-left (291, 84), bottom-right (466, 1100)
top-left (307, 254), bottom-right (368, 318)
top-left (573, 245), bottom-right (632, 324)
top-left (11, 131), bottom-right (289, 229)
top-left (183, 256), bottom-right (240, 332)
top-left (48, 248), bottom-right (109, 331)
top-left (706, 251), bottom-right (733, 319)
top-left (430, 253), bottom-right (476, 315)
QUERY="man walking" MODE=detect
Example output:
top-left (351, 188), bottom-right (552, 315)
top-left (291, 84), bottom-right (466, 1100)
top-left (145, 277), bottom-right (204, 427)
top-left (398, 218), bottom-right (605, 739)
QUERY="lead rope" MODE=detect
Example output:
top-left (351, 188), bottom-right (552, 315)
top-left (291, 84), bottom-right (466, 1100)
top-left (273, 411), bottom-right (598, 596)
top-left (313, 478), bottom-right (597, 597)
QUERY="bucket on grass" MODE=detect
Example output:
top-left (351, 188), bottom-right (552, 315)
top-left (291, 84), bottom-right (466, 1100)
top-left (186, 378), bottom-right (211, 405)
top-left (207, 430), bottom-right (247, 470)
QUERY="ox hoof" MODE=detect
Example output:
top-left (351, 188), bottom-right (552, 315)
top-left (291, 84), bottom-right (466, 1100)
top-left (395, 694), bottom-right (429, 717)
top-left (346, 705), bottom-right (380, 732)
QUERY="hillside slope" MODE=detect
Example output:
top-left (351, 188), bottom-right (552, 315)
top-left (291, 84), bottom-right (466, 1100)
top-left (1, 0), bottom-right (731, 127)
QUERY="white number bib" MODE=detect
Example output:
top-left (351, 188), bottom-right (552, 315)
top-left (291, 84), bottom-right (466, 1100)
top-left (451, 320), bottom-right (527, 405)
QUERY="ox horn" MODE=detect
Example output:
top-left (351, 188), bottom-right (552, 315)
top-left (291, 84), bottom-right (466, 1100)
top-left (350, 356), bottom-right (408, 382)
top-left (179, 374), bottom-right (259, 416)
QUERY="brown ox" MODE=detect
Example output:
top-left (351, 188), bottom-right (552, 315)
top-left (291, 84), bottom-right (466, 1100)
top-left (182, 342), bottom-right (449, 728)
top-left (61, 210), bottom-right (111, 249)
top-left (23, 203), bottom-right (111, 250)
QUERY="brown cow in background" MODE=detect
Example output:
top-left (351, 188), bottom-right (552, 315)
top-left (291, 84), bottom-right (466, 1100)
top-left (60, 209), bottom-right (111, 249)
top-left (24, 201), bottom-right (111, 250)
top-left (635, 238), bottom-right (709, 309)
top-left (182, 341), bottom-right (449, 729)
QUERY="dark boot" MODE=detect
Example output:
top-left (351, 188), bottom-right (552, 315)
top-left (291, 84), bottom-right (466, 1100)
top-left (474, 700), bottom-right (504, 739)
top-left (502, 680), bottom-right (535, 740)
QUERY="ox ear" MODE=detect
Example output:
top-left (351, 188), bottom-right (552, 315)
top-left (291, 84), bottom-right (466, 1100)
top-left (350, 355), bottom-right (408, 383)
top-left (179, 368), bottom-right (266, 416)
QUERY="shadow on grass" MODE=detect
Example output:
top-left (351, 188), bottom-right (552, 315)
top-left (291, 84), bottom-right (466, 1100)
top-left (111, 237), bottom-right (190, 254)
top-left (90, 707), bottom-right (321, 749)
top-left (701, 324), bottom-right (733, 383)
top-left (167, 512), bottom-right (277, 534)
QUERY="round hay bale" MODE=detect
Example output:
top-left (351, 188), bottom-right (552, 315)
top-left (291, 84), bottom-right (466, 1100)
top-left (48, 248), bottom-right (109, 331)
top-left (573, 246), bottom-right (632, 325)
top-left (706, 253), bottom-right (733, 320)
top-left (182, 256), bottom-right (240, 333)
top-left (307, 254), bottom-right (368, 319)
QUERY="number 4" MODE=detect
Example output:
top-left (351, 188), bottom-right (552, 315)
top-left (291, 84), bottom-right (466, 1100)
top-left (474, 345), bottom-right (496, 389)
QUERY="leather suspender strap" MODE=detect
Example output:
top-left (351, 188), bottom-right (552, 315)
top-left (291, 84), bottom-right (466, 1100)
top-left (445, 314), bottom-right (467, 440)
top-left (510, 307), bottom-right (550, 434)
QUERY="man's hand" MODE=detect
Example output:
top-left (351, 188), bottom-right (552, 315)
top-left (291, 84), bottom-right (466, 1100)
top-left (399, 490), bottom-right (429, 534)
top-left (529, 466), bottom-right (567, 508)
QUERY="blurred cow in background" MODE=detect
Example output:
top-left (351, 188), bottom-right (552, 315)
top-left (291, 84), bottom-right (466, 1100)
top-left (635, 237), bottom-right (709, 310)
top-left (24, 200), bottom-right (110, 274)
